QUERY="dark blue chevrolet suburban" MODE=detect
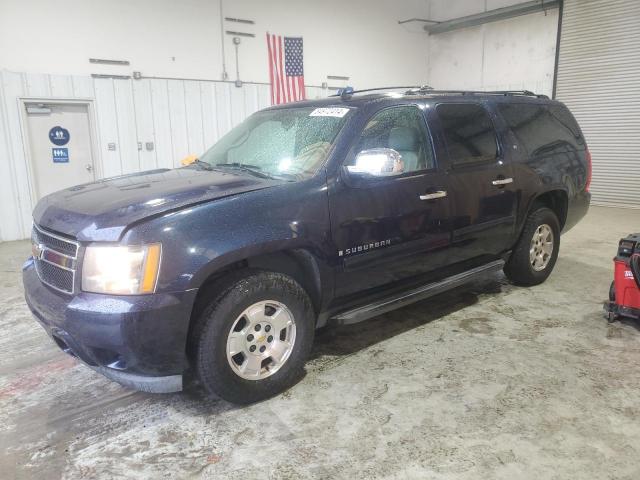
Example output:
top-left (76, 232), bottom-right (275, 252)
top-left (23, 87), bottom-right (591, 403)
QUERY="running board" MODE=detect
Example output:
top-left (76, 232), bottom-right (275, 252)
top-left (331, 259), bottom-right (505, 325)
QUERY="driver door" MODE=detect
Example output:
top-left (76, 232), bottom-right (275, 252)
top-left (329, 105), bottom-right (452, 299)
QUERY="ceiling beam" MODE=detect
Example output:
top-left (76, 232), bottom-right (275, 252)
top-left (424, 0), bottom-right (560, 35)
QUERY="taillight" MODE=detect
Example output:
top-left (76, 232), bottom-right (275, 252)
top-left (585, 149), bottom-right (592, 192)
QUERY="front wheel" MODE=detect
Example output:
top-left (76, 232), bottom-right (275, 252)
top-left (504, 207), bottom-right (560, 286)
top-left (192, 271), bottom-right (315, 404)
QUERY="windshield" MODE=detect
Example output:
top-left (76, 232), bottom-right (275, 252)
top-left (198, 106), bottom-right (350, 180)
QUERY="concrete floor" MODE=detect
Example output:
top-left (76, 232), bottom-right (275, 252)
top-left (2, 206), bottom-right (640, 479)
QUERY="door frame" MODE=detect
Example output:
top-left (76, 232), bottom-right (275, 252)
top-left (17, 97), bottom-right (102, 206)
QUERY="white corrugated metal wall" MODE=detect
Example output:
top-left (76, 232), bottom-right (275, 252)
top-left (0, 70), bottom-right (331, 241)
top-left (555, 0), bottom-right (640, 208)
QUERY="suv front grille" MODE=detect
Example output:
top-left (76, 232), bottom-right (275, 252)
top-left (31, 225), bottom-right (79, 294)
top-left (32, 226), bottom-right (78, 258)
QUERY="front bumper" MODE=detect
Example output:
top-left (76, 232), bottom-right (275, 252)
top-left (23, 258), bottom-right (198, 393)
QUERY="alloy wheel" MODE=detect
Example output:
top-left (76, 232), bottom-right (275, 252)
top-left (225, 301), bottom-right (296, 380)
top-left (529, 224), bottom-right (554, 272)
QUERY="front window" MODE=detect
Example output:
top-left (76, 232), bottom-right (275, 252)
top-left (349, 105), bottom-right (435, 173)
top-left (198, 106), bottom-right (350, 180)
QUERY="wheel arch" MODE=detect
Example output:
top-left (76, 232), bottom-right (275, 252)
top-left (528, 188), bottom-right (569, 231)
top-left (187, 247), bottom-right (328, 347)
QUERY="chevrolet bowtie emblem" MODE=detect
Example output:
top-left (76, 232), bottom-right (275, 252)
top-left (32, 243), bottom-right (45, 259)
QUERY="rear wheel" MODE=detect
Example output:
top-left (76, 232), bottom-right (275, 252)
top-left (504, 207), bottom-right (560, 286)
top-left (192, 271), bottom-right (315, 404)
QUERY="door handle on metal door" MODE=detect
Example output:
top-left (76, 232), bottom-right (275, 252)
top-left (492, 178), bottom-right (513, 186)
top-left (419, 190), bottom-right (447, 201)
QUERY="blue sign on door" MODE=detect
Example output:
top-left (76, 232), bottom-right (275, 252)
top-left (52, 148), bottom-right (69, 163)
top-left (49, 126), bottom-right (70, 146)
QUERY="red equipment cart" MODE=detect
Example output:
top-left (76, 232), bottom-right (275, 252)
top-left (605, 234), bottom-right (640, 322)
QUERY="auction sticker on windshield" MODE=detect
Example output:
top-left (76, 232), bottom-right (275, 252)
top-left (309, 108), bottom-right (349, 118)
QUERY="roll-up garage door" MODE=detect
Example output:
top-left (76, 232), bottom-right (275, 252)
top-left (555, 0), bottom-right (640, 207)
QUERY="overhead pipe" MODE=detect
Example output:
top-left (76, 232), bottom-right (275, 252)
top-left (219, 0), bottom-right (228, 80)
top-left (423, 0), bottom-right (560, 35)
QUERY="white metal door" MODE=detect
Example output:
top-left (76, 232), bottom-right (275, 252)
top-left (555, 0), bottom-right (640, 208)
top-left (25, 103), bottom-right (95, 200)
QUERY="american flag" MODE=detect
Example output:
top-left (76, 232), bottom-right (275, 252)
top-left (267, 33), bottom-right (306, 105)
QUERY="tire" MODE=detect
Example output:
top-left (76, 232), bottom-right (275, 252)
top-left (504, 207), bottom-right (560, 286)
top-left (609, 281), bottom-right (616, 302)
top-left (192, 270), bottom-right (315, 404)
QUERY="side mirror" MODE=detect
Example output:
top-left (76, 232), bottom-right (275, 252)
top-left (346, 148), bottom-right (404, 177)
top-left (181, 154), bottom-right (198, 166)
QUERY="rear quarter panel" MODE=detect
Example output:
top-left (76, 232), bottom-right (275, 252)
top-left (492, 98), bottom-right (590, 235)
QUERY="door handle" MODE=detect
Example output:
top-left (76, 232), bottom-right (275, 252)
top-left (419, 190), bottom-right (447, 201)
top-left (85, 164), bottom-right (93, 172)
top-left (492, 177), bottom-right (513, 186)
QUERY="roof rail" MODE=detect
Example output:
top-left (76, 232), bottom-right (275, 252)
top-left (406, 88), bottom-right (548, 98)
top-left (332, 85), bottom-right (431, 100)
top-left (332, 86), bottom-right (548, 100)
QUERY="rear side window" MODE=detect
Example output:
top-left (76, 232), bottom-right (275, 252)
top-left (497, 103), bottom-right (584, 157)
top-left (436, 103), bottom-right (498, 165)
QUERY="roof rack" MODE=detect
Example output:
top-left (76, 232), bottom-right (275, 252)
top-left (405, 88), bottom-right (548, 98)
top-left (333, 86), bottom-right (548, 100)
top-left (332, 85), bottom-right (431, 100)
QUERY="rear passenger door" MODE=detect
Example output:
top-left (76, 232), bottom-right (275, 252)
top-left (432, 102), bottom-right (517, 264)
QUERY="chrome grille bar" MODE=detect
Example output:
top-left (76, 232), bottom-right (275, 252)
top-left (31, 224), bottom-right (79, 294)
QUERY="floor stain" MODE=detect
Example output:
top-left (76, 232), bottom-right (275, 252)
top-left (459, 317), bottom-right (495, 334)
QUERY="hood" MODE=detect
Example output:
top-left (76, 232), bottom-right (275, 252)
top-left (33, 168), bottom-right (279, 241)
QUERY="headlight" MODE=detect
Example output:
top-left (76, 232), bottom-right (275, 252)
top-left (82, 244), bottom-right (161, 295)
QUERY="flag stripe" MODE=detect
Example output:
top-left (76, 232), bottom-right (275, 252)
top-left (289, 75), bottom-right (296, 102)
top-left (277, 36), bottom-right (286, 103)
top-left (268, 34), bottom-right (277, 103)
top-left (273, 35), bottom-right (280, 104)
top-left (271, 35), bottom-right (282, 105)
top-left (266, 33), bottom-right (275, 105)
top-left (293, 75), bottom-right (298, 102)
top-left (285, 60), bottom-right (293, 102)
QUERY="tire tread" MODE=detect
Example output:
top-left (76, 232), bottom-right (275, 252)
top-left (504, 207), bottom-right (560, 286)
top-left (192, 270), bottom-right (314, 404)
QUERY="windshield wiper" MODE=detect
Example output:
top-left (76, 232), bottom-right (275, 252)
top-left (184, 158), bottom-right (213, 170)
top-left (215, 163), bottom-right (274, 179)
top-left (216, 162), bottom-right (263, 170)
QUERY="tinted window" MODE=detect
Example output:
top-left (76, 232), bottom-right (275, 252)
top-left (436, 103), bottom-right (497, 165)
top-left (497, 103), bottom-right (584, 157)
top-left (352, 106), bottom-right (435, 173)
